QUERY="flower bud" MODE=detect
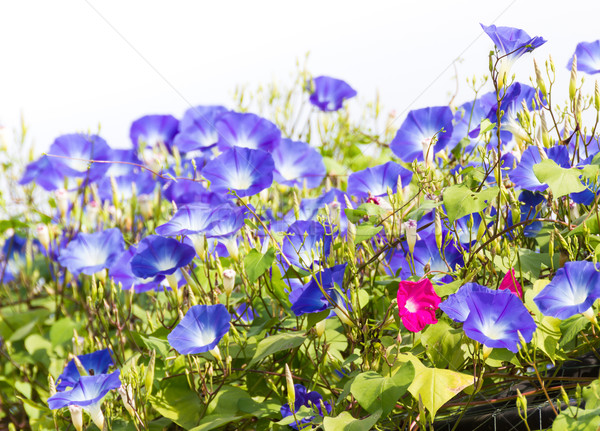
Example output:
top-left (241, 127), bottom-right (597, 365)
top-left (421, 138), bottom-right (434, 168)
top-left (404, 219), bottom-right (418, 254)
top-left (285, 364), bottom-right (295, 407)
top-left (315, 320), bottom-right (326, 337)
top-left (223, 269), bottom-right (236, 296)
top-left (595, 81), bottom-right (600, 112)
top-left (569, 55), bottom-right (577, 102)
top-left (69, 405), bottom-right (83, 431)
top-left (55, 189), bottom-right (69, 219)
top-left (36, 224), bottom-right (50, 250)
top-left (118, 384), bottom-right (136, 418)
top-left (48, 375), bottom-right (56, 397)
top-left (347, 222), bottom-right (356, 246)
top-left (534, 59), bottom-right (547, 98)
top-left (434, 210), bottom-right (443, 251)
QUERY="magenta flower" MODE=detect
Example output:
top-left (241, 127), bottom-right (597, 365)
top-left (396, 278), bottom-right (441, 332)
top-left (498, 268), bottom-right (523, 299)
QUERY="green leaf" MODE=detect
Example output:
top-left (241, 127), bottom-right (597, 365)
top-left (149, 376), bottom-right (202, 429)
top-left (442, 184), bottom-right (498, 223)
top-left (50, 318), bottom-right (81, 347)
top-left (244, 248), bottom-right (275, 283)
top-left (533, 159), bottom-right (586, 198)
top-left (0, 218), bottom-right (29, 234)
top-left (306, 309), bottom-right (331, 330)
top-left (408, 364), bottom-right (473, 419)
top-left (479, 118), bottom-right (497, 135)
top-left (420, 321), bottom-right (466, 370)
top-left (354, 223), bottom-right (383, 244)
top-left (350, 362), bottom-right (414, 416)
top-left (560, 315), bottom-right (590, 348)
top-left (552, 406), bottom-right (600, 431)
top-left (248, 333), bottom-right (306, 367)
top-left (323, 410), bottom-right (382, 431)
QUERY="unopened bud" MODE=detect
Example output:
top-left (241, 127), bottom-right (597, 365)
top-left (223, 269), bottom-right (236, 296)
top-left (36, 224), bottom-right (50, 250)
top-left (285, 364), bottom-right (295, 407)
top-left (48, 375), bottom-right (56, 397)
top-left (347, 222), bottom-right (356, 245)
top-left (69, 405), bottom-right (83, 431)
top-left (118, 384), bottom-right (136, 418)
top-left (596, 81), bottom-right (600, 112)
top-left (404, 219), bottom-right (418, 254)
top-left (315, 320), bottom-right (326, 337)
top-left (55, 189), bottom-right (69, 219)
top-left (344, 194), bottom-right (354, 210)
top-left (534, 59), bottom-right (547, 98)
top-left (434, 210), bottom-right (442, 251)
top-left (569, 55), bottom-right (577, 102)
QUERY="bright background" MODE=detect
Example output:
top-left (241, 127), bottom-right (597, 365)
top-left (2, 0), bottom-right (599, 151)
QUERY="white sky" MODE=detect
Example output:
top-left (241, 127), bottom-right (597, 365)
top-left (2, 0), bottom-right (600, 151)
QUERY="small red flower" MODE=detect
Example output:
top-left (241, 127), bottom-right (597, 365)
top-left (397, 278), bottom-right (441, 332)
top-left (499, 268), bottom-right (523, 299)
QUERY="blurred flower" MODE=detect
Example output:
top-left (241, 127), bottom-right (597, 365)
top-left (309, 76), bottom-right (357, 112)
top-left (396, 278), bottom-right (441, 332)
top-left (216, 112), bottom-right (281, 152)
top-left (130, 114), bottom-right (179, 152)
top-left (347, 161), bottom-right (412, 198)
top-left (534, 261), bottom-right (600, 319)
top-left (568, 40), bottom-right (600, 75)
top-left (130, 236), bottom-right (195, 279)
top-left (167, 304), bottom-right (231, 354)
top-left (58, 228), bottom-right (125, 276)
top-left (499, 268), bottom-right (523, 299)
top-left (173, 105), bottom-right (229, 154)
top-left (272, 138), bottom-right (326, 189)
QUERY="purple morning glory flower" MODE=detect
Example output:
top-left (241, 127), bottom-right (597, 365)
top-left (130, 236), bottom-right (195, 279)
top-left (481, 24), bottom-right (546, 87)
top-left (20, 155), bottom-right (68, 191)
top-left (280, 384), bottom-right (332, 430)
top-left (167, 304), bottom-right (231, 354)
top-left (568, 41), bottom-right (600, 75)
top-left (204, 204), bottom-right (248, 239)
top-left (47, 369), bottom-right (121, 409)
top-left (173, 105), bottom-right (229, 154)
top-left (235, 303), bottom-right (258, 324)
top-left (103, 148), bottom-right (142, 177)
top-left (509, 145), bottom-right (571, 191)
top-left (155, 203), bottom-right (219, 237)
top-left (461, 287), bottom-right (536, 352)
top-left (58, 228), bottom-right (125, 276)
top-left (439, 283), bottom-right (489, 323)
top-left (55, 349), bottom-right (114, 392)
top-left (47, 134), bottom-right (112, 182)
top-left (130, 114), bottom-right (179, 151)
top-left (289, 264), bottom-right (347, 316)
top-left (272, 139), bottom-right (326, 189)
top-left (390, 106), bottom-right (454, 163)
top-left (282, 220), bottom-right (332, 269)
top-left (347, 161), bottom-right (413, 198)
top-left (202, 147), bottom-right (274, 197)
top-left (448, 92), bottom-right (499, 151)
top-left (309, 76), bottom-right (357, 112)
top-left (97, 170), bottom-right (155, 202)
top-left (109, 247), bottom-right (165, 293)
top-left (215, 112), bottom-right (281, 152)
top-left (534, 261), bottom-right (600, 319)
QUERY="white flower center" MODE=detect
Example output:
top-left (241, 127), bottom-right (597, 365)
top-left (405, 299), bottom-right (417, 313)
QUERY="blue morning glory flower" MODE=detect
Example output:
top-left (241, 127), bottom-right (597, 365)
top-left (439, 283), bottom-right (489, 323)
top-left (509, 145), bottom-right (571, 191)
top-left (55, 349), bottom-right (114, 391)
top-left (204, 204), bottom-right (248, 239)
top-left (167, 304), bottom-right (231, 354)
top-left (272, 138), bottom-right (326, 189)
top-left (173, 105), bottom-right (229, 154)
top-left (202, 147), bottom-right (274, 198)
top-left (448, 92), bottom-right (499, 151)
top-left (568, 41), bottom-right (600, 75)
top-left (130, 114), bottom-right (179, 151)
top-left (282, 221), bottom-right (332, 269)
top-left (130, 236), bottom-right (195, 279)
top-left (481, 24), bottom-right (546, 87)
top-left (347, 161), bottom-right (413, 198)
top-left (58, 228), bottom-right (125, 276)
top-left (47, 134), bottom-right (112, 182)
top-left (110, 247), bottom-right (165, 293)
top-left (309, 76), bottom-right (357, 112)
top-left (534, 261), bottom-right (600, 319)
top-left (235, 303), bottom-right (258, 324)
top-left (97, 170), bottom-right (156, 202)
top-left (47, 369), bottom-right (121, 409)
top-left (19, 155), bottom-right (69, 191)
top-left (216, 112), bottom-right (281, 152)
top-left (389, 106), bottom-right (454, 163)
top-left (462, 287), bottom-right (536, 352)
top-left (280, 384), bottom-right (332, 429)
top-left (155, 203), bottom-right (219, 236)
top-left (289, 264), bottom-right (347, 316)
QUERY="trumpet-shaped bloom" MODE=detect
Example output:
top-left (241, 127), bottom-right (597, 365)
top-left (130, 236), bottom-right (195, 278)
top-left (130, 114), bottom-right (179, 151)
top-left (347, 161), bottom-right (413, 198)
top-left (396, 278), bottom-right (441, 332)
top-left (481, 24), bottom-right (546, 87)
top-left (390, 106), bottom-right (454, 163)
top-left (439, 283), bottom-right (489, 323)
top-left (462, 288), bottom-right (536, 352)
top-left (47, 134), bottom-right (112, 181)
top-left (48, 370), bottom-right (121, 409)
top-left (534, 261), bottom-right (600, 319)
top-left (110, 247), bottom-right (165, 293)
top-left (282, 221), bottom-right (332, 269)
top-left (568, 40), bottom-right (600, 75)
top-left (58, 228), bottom-right (125, 276)
top-left (509, 145), bottom-right (571, 191)
top-left (202, 147), bottom-right (274, 197)
top-left (499, 268), bottom-right (523, 299)
top-left (309, 76), bottom-right (357, 112)
top-left (216, 112), bottom-right (281, 152)
top-left (167, 304), bottom-right (231, 354)
top-left (155, 203), bottom-right (218, 236)
top-left (280, 383), bottom-right (332, 429)
top-left (174, 105), bottom-right (228, 153)
top-left (19, 155), bottom-right (69, 191)
top-left (55, 349), bottom-right (114, 391)
top-left (272, 139), bottom-right (326, 188)
top-left (289, 264), bottom-right (347, 316)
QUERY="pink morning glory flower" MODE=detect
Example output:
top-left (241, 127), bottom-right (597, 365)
top-left (397, 278), bottom-right (441, 332)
